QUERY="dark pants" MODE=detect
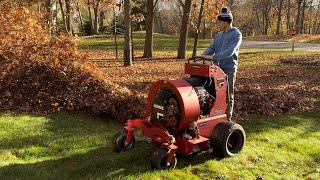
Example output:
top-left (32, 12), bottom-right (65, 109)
top-left (226, 73), bottom-right (236, 121)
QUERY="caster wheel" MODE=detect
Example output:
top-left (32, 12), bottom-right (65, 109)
top-left (112, 131), bottom-right (135, 152)
top-left (150, 148), bottom-right (177, 169)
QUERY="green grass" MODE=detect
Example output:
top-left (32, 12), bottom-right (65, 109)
top-left (76, 32), bottom-right (212, 51)
top-left (76, 32), bottom-right (320, 51)
top-left (0, 111), bottom-right (319, 179)
top-left (1, 33), bottom-right (319, 179)
top-left (76, 32), bottom-right (320, 59)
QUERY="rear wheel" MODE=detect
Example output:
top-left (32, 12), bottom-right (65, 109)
top-left (211, 122), bottom-right (246, 157)
top-left (112, 131), bottom-right (135, 152)
top-left (150, 148), bottom-right (177, 169)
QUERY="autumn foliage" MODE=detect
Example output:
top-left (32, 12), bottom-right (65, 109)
top-left (0, 3), bottom-right (319, 122)
top-left (0, 3), bottom-right (144, 120)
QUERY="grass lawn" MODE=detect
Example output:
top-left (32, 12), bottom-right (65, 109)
top-left (0, 33), bottom-right (319, 179)
top-left (0, 111), bottom-right (319, 179)
top-left (76, 32), bottom-right (319, 61)
top-left (76, 32), bottom-right (320, 52)
top-left (76, 32), bottom-right (212, 51)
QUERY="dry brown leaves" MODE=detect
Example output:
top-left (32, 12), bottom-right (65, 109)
top-left (1, 3), bottom-right (319, 122)
top-left (281, 56), bottom-right (320, 66)
top-left (0, 3), bottom-right (144, 120)
top-left (100, 59), bottom-right (320, 121)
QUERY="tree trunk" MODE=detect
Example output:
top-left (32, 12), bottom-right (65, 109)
top-left (312, 2), bottom-right (320, 34)
top-left (296, 0), bottom-right (303, 34)
top-left (58, 0), bottom-right (68, 33)
top-left (38, 2), bottom-right (41, 22)
top-left (93, 0), bottom-right (100, 35)
top-left (300, 0), bottom-right (306, 34)
top-left (99, 11), bottom-right (105, 32)
top-left (263, 1), bottom-right (271, 35)
top-left (308, 0), bottom-right (313, 34)
top-left (158, 6), bottom-right (164, 34)
top-left (46, 0), bottom-right (57, 40)
top-left (87, 0), bottom-right (94, 34)
top-left (177, 0), bottom-right (192, 59)
top-left (286, 0), bottom-right (291, 30)
top-left (202, 12), bottom-right (206, 39)
top-left (76, 1), bottom-right (84, 29)
top-left (143, 0), bottom-right (155, 58)
top-left (124, 0), bottom-right (133, 66)
top-left (276, 0), bottom-right (284, 35)
top-left (255, 4), bottom-right (263, 34)
top-left (192, 0), bottom-right (205, 58)
top-left (65, 0), bottom-right (72, 35)
top-left (113, 5), bottom-right (118, 60)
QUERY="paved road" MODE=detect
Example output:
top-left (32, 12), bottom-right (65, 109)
top-left (241, 40), bottom-right (320, 52)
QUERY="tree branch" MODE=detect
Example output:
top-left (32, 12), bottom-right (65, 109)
top-left (153, 0), bottom-right (159, 10)
top-left (0, 0), bottom-right (10, 6)
top-left (178, 0), bottom-right (184, 7)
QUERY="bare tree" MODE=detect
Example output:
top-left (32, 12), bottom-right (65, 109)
top-left (46, 0), bottom-right (57, 40)
top-left (192, 0), bottom-right (205, 58)
top-left (93, 0), bottom-right (100, 34)
top-left (58, 0), bottom-right (68, 33)
top-left (300, 0), bottom-right (306, 33)
top-left (276, 0), bottom-right (284, 35)
top-left (177, 0), bottom-right (192, 59)
top-left (262, 0), bottom-right (272, 35)
top-left (87, 0), bottom-right (94, 34)
top-left (312, 1), bottom-right (320, 34)
top-left (296, 0), bottom-right (303, 34)
top-left (124, 0), bottom-right (133, 66)
top-left (65, 0), bottom-right (72, 35)
top-left (286, 0), bottom-right (291, 31)
top-left (143, 0), bottom-right (159, 58)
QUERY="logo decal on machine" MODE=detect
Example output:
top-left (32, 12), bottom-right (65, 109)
top-left (153, 104), bottom-right (164, 110)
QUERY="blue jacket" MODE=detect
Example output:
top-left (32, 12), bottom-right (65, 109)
top-left (203, 27), bottom-right (242, 73)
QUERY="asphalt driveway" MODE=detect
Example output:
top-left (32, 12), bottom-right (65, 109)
top-left (241, 41), bottom-right (320, 52)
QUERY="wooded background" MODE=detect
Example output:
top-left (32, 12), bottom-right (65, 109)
top-left (3, 0), bottom-right (320, 63)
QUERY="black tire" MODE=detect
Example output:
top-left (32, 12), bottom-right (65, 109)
top-left (112, 131), bottom-right (135, 152)
top-left (211, 122), bottom-right (246, 157)
top-left (150, 148), bottom-right (177, 169)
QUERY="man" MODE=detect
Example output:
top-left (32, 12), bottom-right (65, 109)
top-left (202, 7), bottom-right (242, 121)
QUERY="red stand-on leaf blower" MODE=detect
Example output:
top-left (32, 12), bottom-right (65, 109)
top-left (112, 57), bottom-right (246, 169)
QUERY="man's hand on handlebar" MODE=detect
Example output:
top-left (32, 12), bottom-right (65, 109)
top-left (188, 55), bottom-right (217, 65)
top-left (200, 55), bottom-right (217, 64)
top-left (200, 55), bottom-right (214, 61)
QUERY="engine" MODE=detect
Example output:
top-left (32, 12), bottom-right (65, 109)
top-left (193, 86), bottom-right (213, 116)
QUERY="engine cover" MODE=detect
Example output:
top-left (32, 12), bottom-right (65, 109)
top-left (146, 79), bottom-right (201, 131)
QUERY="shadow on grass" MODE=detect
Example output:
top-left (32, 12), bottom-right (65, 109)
top-left (0, 110), bottom-right (319, 179)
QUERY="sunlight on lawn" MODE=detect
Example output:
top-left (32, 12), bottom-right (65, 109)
top-left (0, 111), bottom-right (319, 179)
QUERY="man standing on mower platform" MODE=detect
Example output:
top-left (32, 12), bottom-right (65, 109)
top-left (202, 7), bottom-right (242, 121)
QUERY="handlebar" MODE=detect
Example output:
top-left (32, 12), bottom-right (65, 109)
top-left (187, 56), bottom-right (216, 65)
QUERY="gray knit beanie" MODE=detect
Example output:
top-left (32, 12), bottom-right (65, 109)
top-left (217, 7), bottom-right (233, 23)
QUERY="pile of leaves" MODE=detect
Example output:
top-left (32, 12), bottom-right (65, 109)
top-left (1, 3), bottom-right (319, 122)
top-left (0, 3), bottom-right (145, 120)
top-left (281, 56), bottom-right (320, 66)
top-left (100, 61), bottom-right (320, 120)
top-left (234, 85), bottom-right (313, 118)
